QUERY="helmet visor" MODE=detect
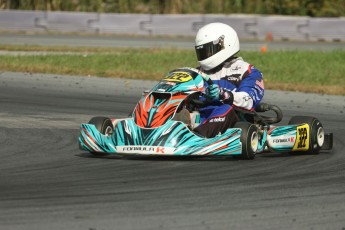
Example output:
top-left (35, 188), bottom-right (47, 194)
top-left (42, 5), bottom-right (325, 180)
top-left (195, 36), bottom-right (224, 61)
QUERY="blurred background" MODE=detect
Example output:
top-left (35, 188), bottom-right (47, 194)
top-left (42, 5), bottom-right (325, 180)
top-left (0, 0), bottom-right (344, 95)
top-left (1, 0), bottom-right (344, 17)
top-left (1, 0), bottom-right (345, 42)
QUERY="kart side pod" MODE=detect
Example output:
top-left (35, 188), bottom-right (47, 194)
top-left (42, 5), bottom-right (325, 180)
top-left (267, 116), bottom-right (332, 154)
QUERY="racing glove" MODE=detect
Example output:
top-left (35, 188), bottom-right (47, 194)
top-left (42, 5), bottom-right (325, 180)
top-left (220, 88), bottom-right (234, 105)
top-left (206, 84), bottom-right (220, 100)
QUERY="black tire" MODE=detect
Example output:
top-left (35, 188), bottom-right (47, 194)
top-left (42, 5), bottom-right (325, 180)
top-left (233, 122), bottom-right (259, 160)
top-left (88, 116), bottom-right (113, 136)
top-left (88, 117), bottom-right (113, 156)
top-left (288, 116), bottom-right (324, 154)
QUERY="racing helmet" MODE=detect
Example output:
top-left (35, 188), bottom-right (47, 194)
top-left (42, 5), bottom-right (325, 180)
top-left (195, 22), bottom-right (240, 71)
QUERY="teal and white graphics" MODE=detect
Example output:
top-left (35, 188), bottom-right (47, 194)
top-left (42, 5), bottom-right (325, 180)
top-left (80, 119), bottom-right (242, 156)
top-left (267, 125), bottom-right (298, 152)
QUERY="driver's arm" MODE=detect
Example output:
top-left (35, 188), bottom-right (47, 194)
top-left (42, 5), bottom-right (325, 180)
top-left (233, 66), bottom-right (264, 110)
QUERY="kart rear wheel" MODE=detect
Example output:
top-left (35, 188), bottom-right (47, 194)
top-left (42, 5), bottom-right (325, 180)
top-left (233, 122), bottom-right (259, 160)
top-left (88, 117), bottom-right (113, 156)
top-left (288, 116), bottom-right (324, 154)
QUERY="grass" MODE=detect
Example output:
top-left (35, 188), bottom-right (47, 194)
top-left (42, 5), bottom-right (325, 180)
top-left (0, 45), bottom-right (344, 95)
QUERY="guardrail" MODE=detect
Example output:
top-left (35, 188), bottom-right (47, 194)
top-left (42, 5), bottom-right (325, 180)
top-left (0, 10), bottom-right (344, 42)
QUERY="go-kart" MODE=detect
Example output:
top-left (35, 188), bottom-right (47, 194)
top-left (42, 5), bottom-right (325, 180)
top-left (79, 67), bottom-right (333, 159)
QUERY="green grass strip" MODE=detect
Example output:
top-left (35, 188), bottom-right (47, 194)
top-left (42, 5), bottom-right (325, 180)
top-left (0, 46), bottom-right (344, 95)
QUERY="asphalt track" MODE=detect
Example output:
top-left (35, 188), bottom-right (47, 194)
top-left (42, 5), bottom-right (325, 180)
top-left (0, 71), bottom-right (344, 230)
top-left (1, 33), bottom-right (345, 51)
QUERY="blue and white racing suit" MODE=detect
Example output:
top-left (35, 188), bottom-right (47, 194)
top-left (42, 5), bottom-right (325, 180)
top-left (194, 57), bottom-right (265, 138)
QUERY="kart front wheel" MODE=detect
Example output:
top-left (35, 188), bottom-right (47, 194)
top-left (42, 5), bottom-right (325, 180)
top-left (288, 116), bottom-right (324, 154)
top-left (234, 122), bottom-right (259, 160)
top-left (88, 117), bottom-right (113, 156)
top-left (88, 116), bottom-right (113, 137)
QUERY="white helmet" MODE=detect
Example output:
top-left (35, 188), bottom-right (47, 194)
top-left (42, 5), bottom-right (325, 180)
top-left (195, 23), bottom-right (240, 71)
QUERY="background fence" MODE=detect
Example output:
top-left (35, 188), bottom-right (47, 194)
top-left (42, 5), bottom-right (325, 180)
top-left (0, 10), bottom-right (344, 42)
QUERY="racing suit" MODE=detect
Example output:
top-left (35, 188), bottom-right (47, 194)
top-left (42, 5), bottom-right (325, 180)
top-left (194, 57), bottom-right (264, 138)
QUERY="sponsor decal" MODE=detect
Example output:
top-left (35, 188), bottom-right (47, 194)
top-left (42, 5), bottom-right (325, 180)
top-left (209, 117), bottom-right (225, 123)
top-left (227, 76), bottom-right (239, 81)
top-left (273, 137), bottom-right (295, 143)
top-left (227, 74), bottom-right (241, 82)
top-left (122, 146), bottom-right (159, 152)
top-left (256, 79), bottom-right (265, 89)
top-left (118, 146), bottom-right (175, 154)
top-left (267, 132), bottom-right (297, 150)
top-left (232, 65), bottom-right (242, 71)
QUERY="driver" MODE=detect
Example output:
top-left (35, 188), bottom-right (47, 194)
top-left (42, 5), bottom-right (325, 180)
top-left (192, 22), bottom-right (265, 138)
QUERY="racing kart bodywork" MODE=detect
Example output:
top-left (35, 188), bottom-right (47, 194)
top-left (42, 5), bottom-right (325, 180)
top-left (79, 67), bottom-right (333, 159)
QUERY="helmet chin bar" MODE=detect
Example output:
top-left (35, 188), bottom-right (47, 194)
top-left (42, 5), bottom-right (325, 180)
top-left (198, 49), bottom-right (230, 71)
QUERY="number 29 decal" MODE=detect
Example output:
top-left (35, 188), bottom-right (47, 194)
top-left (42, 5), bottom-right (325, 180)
top-left (293, 124), bottom-right (310, 151)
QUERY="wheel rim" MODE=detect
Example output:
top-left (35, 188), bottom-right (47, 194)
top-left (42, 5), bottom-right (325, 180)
top-left (316, 126), bottom-right (325, 147)
top-left (104, 126), bottom-right (113, 136)
top-left (250, 131), bottom-right (259, 152)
